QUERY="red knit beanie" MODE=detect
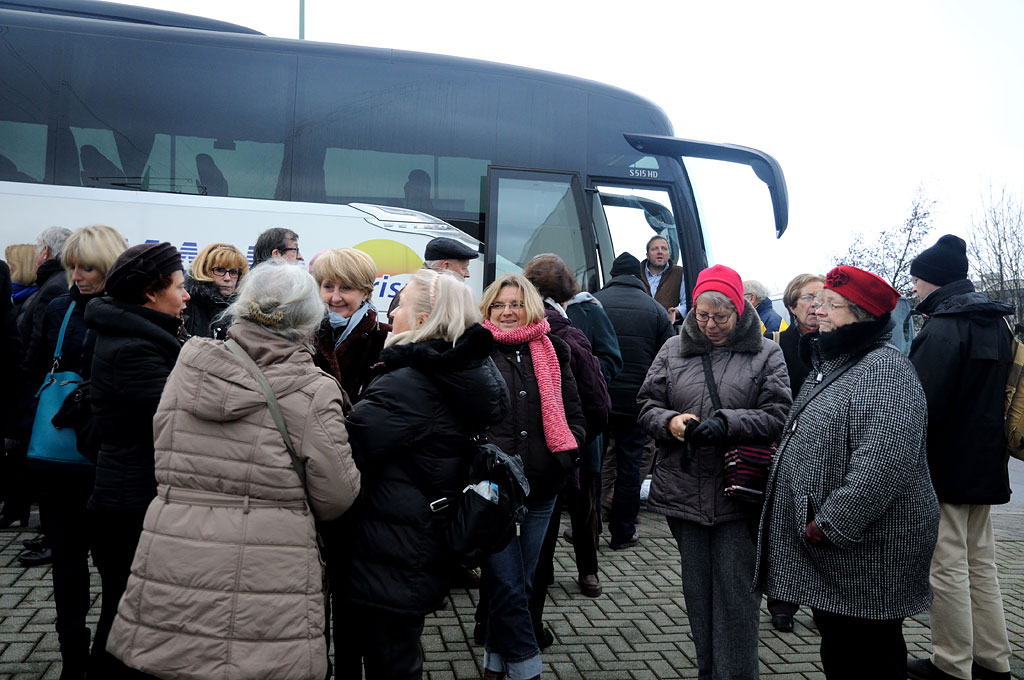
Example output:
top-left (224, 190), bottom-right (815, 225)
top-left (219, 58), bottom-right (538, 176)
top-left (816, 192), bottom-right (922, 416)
top-left (692, 264), bottom-right (744, 314)
top-left (823, 266), bottom-right (900, 317)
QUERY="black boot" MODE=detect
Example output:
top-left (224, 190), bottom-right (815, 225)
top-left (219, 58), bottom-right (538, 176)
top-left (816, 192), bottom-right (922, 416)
top-left (59, 629), bottom-right (90, 680)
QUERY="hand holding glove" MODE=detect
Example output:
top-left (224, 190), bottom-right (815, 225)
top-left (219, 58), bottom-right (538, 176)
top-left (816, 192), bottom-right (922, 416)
top-left (687, 415), bottom-right (727, 446)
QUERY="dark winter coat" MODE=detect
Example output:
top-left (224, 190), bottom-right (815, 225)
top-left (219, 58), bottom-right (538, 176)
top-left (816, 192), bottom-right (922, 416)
top-left (312, 312), bottom-right (391, 404)
top-left (755, 298), bottom-right (785, 333)
top-left (343, 324), bottom-right (509, 615)
top-left (638, 301), bottom-right (791, 526)
top-left (565, 293), bottom-right (622, 384)
top-left (182, 276), bottom-right (233, 339)
top-left (18, 258), bottom-right (69, 379)
top-left (594, 275), bottom-right (674, 416)
top-left (767, 325), bottom-right (813, 398)
top-left (488, 332), bottom-right (587, 501)
top-left (544, 305), bottom-right (610, 444)
top-left (0, 263), bottom-right (20, 435)
top-left (15, 289), bottom-right (100, 438)
top-left (909, 279), bottom-right (1013, 505)
top-left (755, 317), bottom-right (940, 619)
top-left (86, 297), bottom-right (183, 511)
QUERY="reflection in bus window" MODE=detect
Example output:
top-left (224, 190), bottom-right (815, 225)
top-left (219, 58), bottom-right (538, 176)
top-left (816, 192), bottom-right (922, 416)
top-left (492, 175), bottom-right (588, 284)
top-left (0, 122), bottom-right (47, 182)
top-left (144, 135), bottom-right (283, 197)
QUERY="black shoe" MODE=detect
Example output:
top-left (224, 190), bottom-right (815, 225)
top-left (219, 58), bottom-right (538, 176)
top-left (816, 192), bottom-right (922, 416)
top-left (472, 622), bottom-right (485, 645)
top-left (537, 627), bottom-right (554, 650)
top-left (608, 530), bottom-right (640, 550)
top-left (907, 658), bottom-right (961, 680)
top-left (22, 535), bottom-right (46, 552)
top-left (562, 527), bottom-right (574, 544)
top-left (972, 662), bottom-right (1011, 680)
top-left (770, 614), bottom-right (794, 632)
top-left (18, 547), bottom-right (53, 567)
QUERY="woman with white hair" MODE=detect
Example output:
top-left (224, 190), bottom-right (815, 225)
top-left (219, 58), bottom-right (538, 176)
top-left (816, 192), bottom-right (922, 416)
top-left (106, 261), bottom-right (361, 680)
top-left (339, 269), bottom-right (509, 679)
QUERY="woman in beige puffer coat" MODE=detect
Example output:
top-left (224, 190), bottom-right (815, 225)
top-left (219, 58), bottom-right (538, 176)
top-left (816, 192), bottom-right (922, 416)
top-left (107, 262), bottom-right (361, 680)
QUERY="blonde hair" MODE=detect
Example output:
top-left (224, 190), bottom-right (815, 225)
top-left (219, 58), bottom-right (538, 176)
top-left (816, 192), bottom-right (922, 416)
top-left (386, 269), bottom-right (481, 347)
top-left (783, 273), bottom-right (825, 312)
top-left (189, 243), bottom-right (249, 282)
top-left (60, 224), bottom-right (128, 282)
top-left (311, 248), bottom-right (377, 294)
top-left (5, 244), bottom-right (37, 286)
top-left (479, 273), bottom-right (546, 325)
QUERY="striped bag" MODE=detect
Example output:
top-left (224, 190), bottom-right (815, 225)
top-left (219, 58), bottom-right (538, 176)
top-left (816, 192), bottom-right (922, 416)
top-left (723, 444), bottom-right (776, 503)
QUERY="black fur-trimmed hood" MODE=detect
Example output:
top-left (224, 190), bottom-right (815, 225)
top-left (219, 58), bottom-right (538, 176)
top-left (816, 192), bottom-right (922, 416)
top-left (678, 300), bottom-right (764, 356)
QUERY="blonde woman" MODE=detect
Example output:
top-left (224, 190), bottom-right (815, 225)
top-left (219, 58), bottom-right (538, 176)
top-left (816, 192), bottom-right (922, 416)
top-left (311, 247), bottom-right (391, 402)
top-left (476, 273), bottom-right (586, 680)
top-left (183, 242), bottom-right (249, 339)
top-left (339, 269), bottom-right (508, 679)
top-left (24, 224), bottom-right (127, 679)
top-left (6, 243), bottom-right (38, 315)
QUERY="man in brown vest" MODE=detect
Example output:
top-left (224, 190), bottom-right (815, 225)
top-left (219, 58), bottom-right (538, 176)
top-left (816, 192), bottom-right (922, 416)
top-left (641, 235), bottom-right (686, 322)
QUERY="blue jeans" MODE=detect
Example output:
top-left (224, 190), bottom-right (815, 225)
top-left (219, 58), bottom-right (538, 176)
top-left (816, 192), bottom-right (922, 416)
top-left (608, 414), bottom-right (646, 543)
top-left (481, 494), bottom-right (557, 679)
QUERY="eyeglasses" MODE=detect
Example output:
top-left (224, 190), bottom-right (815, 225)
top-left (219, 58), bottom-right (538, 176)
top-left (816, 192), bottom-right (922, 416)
top-left (489, 301), bottom-right (525, 312)
top-left (796, 294), bottom-right (817, 303)
top-left (212, 267), bottom-right (241, 278)
top-left (279, 247), bottom-right (299, 254)
top-left (694, 311), bottom-right (734, 325)
top-left (812, 298), bottom-right (849, 311)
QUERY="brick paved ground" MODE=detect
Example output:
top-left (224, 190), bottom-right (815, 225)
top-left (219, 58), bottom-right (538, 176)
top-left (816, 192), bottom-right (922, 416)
top-left (2, 507), bottom-right (1022, 679)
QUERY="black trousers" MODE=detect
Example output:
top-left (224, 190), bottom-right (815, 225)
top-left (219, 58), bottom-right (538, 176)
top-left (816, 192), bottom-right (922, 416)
top-left (89, 506), bottom-right (152, 679)
top-left (348, 605), bottom-right (425, 680)
top-left (812, 608), bottom-right (907, 680)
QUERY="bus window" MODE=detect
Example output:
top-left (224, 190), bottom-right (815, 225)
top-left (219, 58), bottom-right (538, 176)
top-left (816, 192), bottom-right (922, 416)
top-left (142, 135), bottom-right (284, 197)
top-left (0, 122), bottom-right (47, 183)
top-left (486, 169), bottom-right (591, 286)
top-left (70, 127), bottom-right (126, 189)
top-left (596, 184), bottom-right (682, 275)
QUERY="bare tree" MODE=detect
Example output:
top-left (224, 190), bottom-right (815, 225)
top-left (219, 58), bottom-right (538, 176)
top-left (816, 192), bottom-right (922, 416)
top-left (836, 190), bottom-right (934, 299)
top-left (967, 186), bottom-right (1024, 328)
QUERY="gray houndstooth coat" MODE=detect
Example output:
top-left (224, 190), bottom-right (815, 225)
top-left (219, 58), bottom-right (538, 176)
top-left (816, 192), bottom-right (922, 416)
top-left (754, 316), bottom-right (940, 620)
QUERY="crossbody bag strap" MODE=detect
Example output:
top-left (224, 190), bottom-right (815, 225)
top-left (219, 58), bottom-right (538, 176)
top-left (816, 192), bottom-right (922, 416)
top-left (700, 352), bottom-right (723, 411)
top-left (225, 339), bottom-right (307, 489)
top-left (787, 344), bottom-right (880, 426)
top-left (50, 300), bottom-right (77, 370)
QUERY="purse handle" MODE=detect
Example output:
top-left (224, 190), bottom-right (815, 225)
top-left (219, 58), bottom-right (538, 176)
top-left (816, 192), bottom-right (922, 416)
top-left (49, 300), bottom-right (77, 373)
top-left (224, 338), bottom-right (306, 490)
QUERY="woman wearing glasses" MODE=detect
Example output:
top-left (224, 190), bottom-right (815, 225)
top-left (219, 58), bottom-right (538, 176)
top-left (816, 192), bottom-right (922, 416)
top-left (762, 272), bottom-right (824, 632)
top-left (476, 273), bottom-right (586, 680)
top-left (183, 242), bottom-right (249, 339)
top-left (756, 266), bottom-right (939, 679)
top-left (637, 264), bottom-right (792, 680)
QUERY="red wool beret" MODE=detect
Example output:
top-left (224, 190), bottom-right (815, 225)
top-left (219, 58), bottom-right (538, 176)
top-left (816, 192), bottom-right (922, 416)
top-left (823, 266), bottom-right (900, 317)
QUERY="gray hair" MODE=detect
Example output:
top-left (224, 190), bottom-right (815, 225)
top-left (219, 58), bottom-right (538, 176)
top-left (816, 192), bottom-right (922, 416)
top-left (696, 290), bottom-right (736, 313)
top-left (743, 279), bottom-right (769, 302)
top-left (227, 260), bottom-right (325, 341)
top-left (36, 226), bottom-right (72, 259)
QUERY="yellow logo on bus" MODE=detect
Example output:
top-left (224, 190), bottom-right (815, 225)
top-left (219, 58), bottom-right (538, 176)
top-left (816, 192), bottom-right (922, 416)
top-left (353, 239), bottom-right (423, 305)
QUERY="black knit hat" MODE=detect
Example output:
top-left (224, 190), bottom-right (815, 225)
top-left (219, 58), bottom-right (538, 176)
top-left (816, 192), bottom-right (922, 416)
top-left (105, 242), bottom-right (183, 303)
top-left (610, 252), bottom-right (642, 280)
top-left (910, 234), bottom-right (969, 286)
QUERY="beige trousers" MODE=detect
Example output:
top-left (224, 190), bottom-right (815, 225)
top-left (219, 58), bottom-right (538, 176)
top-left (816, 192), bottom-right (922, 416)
top-left (929, 503), bottom-right (1011, 678)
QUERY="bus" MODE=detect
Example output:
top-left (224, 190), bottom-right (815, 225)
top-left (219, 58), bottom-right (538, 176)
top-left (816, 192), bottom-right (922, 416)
top-left (0, 0), bottom-right (788, 304)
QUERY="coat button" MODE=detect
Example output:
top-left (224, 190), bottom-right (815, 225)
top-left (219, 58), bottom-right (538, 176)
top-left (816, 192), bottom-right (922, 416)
top-left (518, 390), bottom-right (527, 398)
top-left (519, 430), bottom-right (528, 439)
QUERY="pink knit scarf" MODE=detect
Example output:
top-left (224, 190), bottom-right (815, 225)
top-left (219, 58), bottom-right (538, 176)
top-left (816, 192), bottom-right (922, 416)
top-left (484, 318), bottom-right (576, 453)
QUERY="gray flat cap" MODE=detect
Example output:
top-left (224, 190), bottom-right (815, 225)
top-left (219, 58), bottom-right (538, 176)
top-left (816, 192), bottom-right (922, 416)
top-left (424, 237), bottom-right (479, 261)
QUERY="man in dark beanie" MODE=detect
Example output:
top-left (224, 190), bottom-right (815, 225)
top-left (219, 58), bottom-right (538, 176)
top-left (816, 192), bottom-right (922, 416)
top-left (593, 252), bottom-right (674, 549)
top-left (906, 235), bottom-right (1014, 680)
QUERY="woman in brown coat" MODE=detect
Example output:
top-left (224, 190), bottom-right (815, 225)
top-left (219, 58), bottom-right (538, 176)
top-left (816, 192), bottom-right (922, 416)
top-left (107, 262), bottom-right (361, 680)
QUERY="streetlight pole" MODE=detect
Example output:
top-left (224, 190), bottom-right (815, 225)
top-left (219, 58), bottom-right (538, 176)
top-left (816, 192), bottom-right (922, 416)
top-left (299, 0), bottom-right (305, 39)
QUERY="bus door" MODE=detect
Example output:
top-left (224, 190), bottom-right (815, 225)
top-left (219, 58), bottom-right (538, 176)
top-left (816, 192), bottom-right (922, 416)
top-left (483, 166), bottom-right (597, 289)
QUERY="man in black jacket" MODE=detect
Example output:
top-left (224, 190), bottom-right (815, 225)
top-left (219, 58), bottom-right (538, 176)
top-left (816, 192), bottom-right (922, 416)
top-left (594, 252), bottom-right (674, 549)
top-left (906, 235), bottom-right (1013, 680)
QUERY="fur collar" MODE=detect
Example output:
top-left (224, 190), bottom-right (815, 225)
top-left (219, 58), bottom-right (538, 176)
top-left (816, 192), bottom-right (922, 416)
top-left (679, 300), bottom-right (764, 356)
top-left (379, 322), bottom-right (493, 373)
top-left (799, 313), bottom-right (893, 364)
top-left (185, 276), bottom-right (232, 305)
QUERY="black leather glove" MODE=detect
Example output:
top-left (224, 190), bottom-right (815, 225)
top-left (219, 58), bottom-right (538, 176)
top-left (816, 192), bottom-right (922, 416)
top-left (688, 415), bottom-right (728, 446)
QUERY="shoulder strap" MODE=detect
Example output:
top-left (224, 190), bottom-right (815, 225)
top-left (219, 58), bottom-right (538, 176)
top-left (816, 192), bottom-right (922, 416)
top-left (225, 339), bottom-right (306, 489)
top-left (788, 344), bottom-right (880, 425)
top-left (700, 353), bottom-right (723, 411)
top-left (51, 300), bottom-right (77, 367)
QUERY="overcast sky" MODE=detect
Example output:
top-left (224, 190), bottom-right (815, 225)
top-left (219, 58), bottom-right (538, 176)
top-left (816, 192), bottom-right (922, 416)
top-left (124, 0), bottom-right (1024, 292)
